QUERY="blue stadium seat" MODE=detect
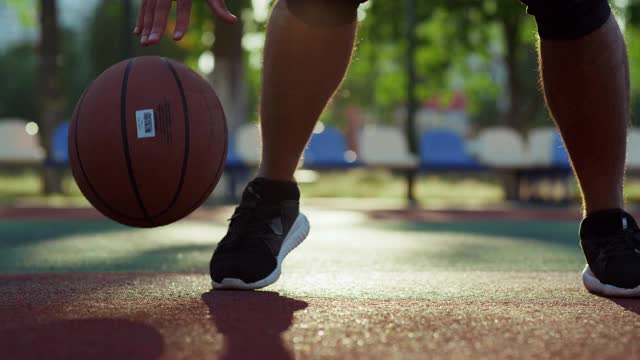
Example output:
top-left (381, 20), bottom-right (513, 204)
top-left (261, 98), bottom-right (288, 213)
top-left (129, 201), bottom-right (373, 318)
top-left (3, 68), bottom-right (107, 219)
top-left (303, 126), bottom-right (358, 169)
top-left (419, 129), bottom-right (483, 170)
top-left (52, 121), bottom-right (70, 165)
top-left (225, 132), bottom-right (245, 170)
top-left (551, 131), bottom-right (571, 169)
top-left (224, 132), bottom-right (251, 200)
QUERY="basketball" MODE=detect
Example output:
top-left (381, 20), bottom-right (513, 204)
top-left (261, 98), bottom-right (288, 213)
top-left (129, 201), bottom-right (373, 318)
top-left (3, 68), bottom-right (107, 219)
top-left (69, 56), bottom-right (228, 228)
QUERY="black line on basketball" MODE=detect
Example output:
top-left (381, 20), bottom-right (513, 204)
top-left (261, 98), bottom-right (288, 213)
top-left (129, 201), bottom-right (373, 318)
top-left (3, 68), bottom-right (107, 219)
top-left (74, 84), bottom-right (146, 222)
top-left (151, 58), bottom-right (191, 219)
top-left (171, 95), bottom-right (228, 223)
top-left (120, 58), bottom-right (154, 226)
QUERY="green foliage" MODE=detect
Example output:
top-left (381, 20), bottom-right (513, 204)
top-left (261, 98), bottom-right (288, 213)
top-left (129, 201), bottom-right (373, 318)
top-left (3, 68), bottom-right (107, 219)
top-left (6, 0), bottom-right (36, 26)
top-left (337, 0), bottom-right (553, 130)
top-left (627, 25), bottom-right (640, 126)
top-left (0, 44), bottom-right (38, 120)
top-left (87, 1), bottom-right (191, 77)
top-left (4, 0), bottom-right (640, 131)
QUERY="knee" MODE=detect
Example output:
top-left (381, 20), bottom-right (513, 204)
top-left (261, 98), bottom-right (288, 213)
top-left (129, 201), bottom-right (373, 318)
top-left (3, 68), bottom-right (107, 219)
top-left (522, 0), bottom-right (612, 39)
top-left (284, 0), bottom-right (364, 26)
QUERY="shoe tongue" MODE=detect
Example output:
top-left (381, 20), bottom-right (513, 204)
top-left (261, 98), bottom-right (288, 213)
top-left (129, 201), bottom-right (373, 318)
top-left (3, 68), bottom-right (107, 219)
top-left (580, 209), bottom-right (639, 238)
top-left (242, 177), bottom-right (300, 204)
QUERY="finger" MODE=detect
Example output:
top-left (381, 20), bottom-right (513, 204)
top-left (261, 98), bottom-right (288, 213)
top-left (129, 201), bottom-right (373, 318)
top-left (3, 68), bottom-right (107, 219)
top-left (173, 0), bottom-right (192, 40)
top-left (134, 0), bottom-right (147, 34)
top-left (207, 0), bottom-right (238, 24)
top-left (148, 0), bottom-right (172, 44)
top-left (140, 0), bottom-right (157, 45)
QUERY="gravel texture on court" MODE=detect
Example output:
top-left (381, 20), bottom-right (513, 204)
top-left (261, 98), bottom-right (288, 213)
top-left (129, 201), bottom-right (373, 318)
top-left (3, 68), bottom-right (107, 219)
top-left (2, 273), bottom-right (639, 360)
top-left (1, 206), bottom-right (639, 359)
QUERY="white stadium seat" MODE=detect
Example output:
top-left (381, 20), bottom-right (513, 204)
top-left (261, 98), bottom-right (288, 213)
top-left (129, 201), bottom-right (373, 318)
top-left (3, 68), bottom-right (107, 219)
top-left (527, 127), bottom-right (571, 169)
top-left (475, 126), bottom-right (529, 168)
top-left (527, 128), bottom-right (555, 167)
top-left (0, 119), bottom-right (45, 165)
top-left (235, 123), bottom-right (261, 166)
top-left (628, 128), bottom-right (640, 170)
top-left (358, 125), bottom-right (418, 169)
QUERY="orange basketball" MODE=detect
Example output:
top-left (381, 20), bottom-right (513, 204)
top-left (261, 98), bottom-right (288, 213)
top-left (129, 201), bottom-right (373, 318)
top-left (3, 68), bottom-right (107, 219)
top-left (69, 56), bottom-right (227, 227)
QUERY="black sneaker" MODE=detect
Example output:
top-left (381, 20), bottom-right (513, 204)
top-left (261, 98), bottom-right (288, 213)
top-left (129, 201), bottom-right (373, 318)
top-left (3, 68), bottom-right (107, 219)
top-left (580, 209), bottom-right (640, 297)
top-left (210, 178), bottom-right (310, 290)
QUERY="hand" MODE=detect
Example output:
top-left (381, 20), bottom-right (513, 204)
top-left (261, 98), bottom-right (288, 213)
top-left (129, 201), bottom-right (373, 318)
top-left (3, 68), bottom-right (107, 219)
top-left (134, 0), bottom-right (238, 46)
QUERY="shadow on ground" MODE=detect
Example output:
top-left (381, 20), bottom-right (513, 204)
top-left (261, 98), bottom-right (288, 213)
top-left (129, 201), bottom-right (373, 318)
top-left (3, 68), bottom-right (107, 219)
top-left (0, 215), bottom-right (585, 273)
top-left (0, 319), bottom-right (164, 360)
top-left (0, 220), bottom-right (126, 247)
top-left (0, 220), bottom-right (221, 273)
top-left (202, 291), bottom-right (308, 360)
top-left (609, 298), bottom-right (640, 315)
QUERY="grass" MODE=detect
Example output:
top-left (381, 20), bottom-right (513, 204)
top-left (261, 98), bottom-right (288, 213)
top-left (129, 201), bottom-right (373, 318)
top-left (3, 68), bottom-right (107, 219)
top-left (298, 170), bottom-right (505, 206)
top-left (0, 170), bottom-right (87, 207)
top-left (2, 169), bottom-right (640, 208)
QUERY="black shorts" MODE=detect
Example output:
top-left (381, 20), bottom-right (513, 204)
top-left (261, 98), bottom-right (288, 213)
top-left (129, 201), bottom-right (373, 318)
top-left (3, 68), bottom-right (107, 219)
top-left (356, 0), bottom-right (611, 39)
top-left (521, 0), bottom-right (611, 39)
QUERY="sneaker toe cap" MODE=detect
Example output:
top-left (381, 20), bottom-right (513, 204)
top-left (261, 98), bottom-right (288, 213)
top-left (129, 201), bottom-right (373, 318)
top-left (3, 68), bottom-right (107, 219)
top-left (602, 256), bottom-right (640, 289)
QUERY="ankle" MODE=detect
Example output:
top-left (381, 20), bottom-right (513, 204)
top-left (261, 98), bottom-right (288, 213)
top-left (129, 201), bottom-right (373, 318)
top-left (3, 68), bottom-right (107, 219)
top-left (257, 167), bottom-right (296, 182)
top-left (582, 191), bottom-right (624, 217)
top-left (247, 177), bottom-right (300, 203)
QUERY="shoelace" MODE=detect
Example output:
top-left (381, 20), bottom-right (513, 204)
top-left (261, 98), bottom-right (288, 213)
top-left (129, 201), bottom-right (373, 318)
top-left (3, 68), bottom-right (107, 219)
top-left (218, 186), bottom-right (278, 251)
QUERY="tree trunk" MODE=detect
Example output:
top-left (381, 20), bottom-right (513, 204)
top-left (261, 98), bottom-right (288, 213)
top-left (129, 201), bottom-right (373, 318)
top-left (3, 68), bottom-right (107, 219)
top-left (38, 0), bottom-right (64, 194)
top-left (210, 9), bottom-right (248, 132)
top-left (501, 14), bottom-right (527, 134)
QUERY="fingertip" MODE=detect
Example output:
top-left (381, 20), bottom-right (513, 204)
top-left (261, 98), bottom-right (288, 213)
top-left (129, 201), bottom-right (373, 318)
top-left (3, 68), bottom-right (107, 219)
top-left (133, 26), bottom-right (140, 34)
top-left (173, 31), bottom-right (184, 40)
top-left (224, 15), bottom-right (238, 24)
top-left (148, 33), bottom-right (160, 42)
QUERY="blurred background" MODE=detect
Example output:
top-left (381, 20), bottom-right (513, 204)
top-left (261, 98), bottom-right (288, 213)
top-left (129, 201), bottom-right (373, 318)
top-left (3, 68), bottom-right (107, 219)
top-left (1, 0), bottom-right (640, 209)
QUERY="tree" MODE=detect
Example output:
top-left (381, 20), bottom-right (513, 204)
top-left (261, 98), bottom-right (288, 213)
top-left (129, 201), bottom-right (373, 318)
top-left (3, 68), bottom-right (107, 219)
top-left (621, 3), bottom-right (640, 126)
top-left (2, 1), bottom-right (87, 134)
top-left (210, 0), bottom-right (251, 131)
top-left (38, 0), bottom-right (65, 194)
top-left (87, 1), bottom-right (190, 78)
top-left (89, 0), bottom-right (254, 130)
top-left (186, 0), bottom-right (253, 130)
top-left (338, 1), bottom-right (547, 133)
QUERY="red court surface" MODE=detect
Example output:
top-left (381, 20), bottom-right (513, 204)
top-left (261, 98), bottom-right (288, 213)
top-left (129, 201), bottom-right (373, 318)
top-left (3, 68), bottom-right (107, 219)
top-left (2, 205), bottom-right (639, 359)
top-left (2, 273), bottom-right (639, 360)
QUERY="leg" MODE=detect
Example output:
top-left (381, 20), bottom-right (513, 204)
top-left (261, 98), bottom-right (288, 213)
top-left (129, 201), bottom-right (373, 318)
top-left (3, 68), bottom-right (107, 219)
top-left (259, 0), bottom-right (360, 180)
top-left (529, 2), bottom-right (631, 220)
top-left (210, 0), bottom-right (363, 290)
top-left (528, 1), bottom-right (628, 215)
top-left (524, 0), bottom-right (640, 294)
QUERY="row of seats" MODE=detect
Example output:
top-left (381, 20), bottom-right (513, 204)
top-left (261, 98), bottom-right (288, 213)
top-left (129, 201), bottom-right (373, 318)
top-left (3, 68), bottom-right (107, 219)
top-left (228, 123), bottom-right (640, 171)
top-left (3, 118), bottom-right (640, 172)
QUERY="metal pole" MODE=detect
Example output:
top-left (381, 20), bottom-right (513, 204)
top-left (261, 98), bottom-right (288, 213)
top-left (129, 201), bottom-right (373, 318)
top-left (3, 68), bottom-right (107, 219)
top-left (405, 0), bottom-right (418, 206)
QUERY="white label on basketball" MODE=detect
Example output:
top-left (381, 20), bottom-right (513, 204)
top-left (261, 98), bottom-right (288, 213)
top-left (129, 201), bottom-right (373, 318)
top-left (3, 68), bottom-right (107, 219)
top-left (135, 109), bottom-right (156, 139)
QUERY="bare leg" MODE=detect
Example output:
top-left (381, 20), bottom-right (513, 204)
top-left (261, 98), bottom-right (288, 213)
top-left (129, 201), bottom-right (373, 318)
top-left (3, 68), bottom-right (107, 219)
top-left (258, 0), bottom-right (358, 181)
top-left (539, 15), bottom-right (629, 215)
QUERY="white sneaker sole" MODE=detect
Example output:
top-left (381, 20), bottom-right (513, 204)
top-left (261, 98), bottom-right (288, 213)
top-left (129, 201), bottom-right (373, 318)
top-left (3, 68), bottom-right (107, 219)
top-left (582, 264), bottom-right (640, 297)
top-left (211, 213), bottom-right (310, 290)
